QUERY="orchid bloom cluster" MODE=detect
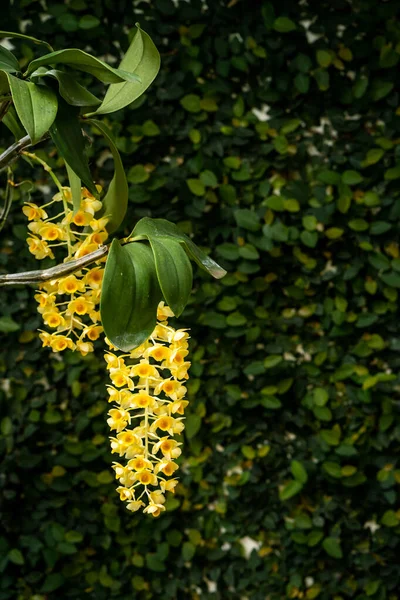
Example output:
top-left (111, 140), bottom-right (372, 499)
top-left (22, 184), bottom-right (108, 356)
top-left (106, 302), bottom-right (190, 517)
top-left (22, 181), bottom-right (191, 516)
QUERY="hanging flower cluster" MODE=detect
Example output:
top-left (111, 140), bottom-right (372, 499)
top-left (106, 302), bottom-right (190, 517)
top-left (22, 182), bottom-right (108, 356)
top-left (22, 174), bottom-right (191, 516)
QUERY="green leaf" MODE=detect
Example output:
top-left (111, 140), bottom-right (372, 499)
top-left (7, 75), bottom-right (58, 144)
top-left (187, 178), bottom-right (205, 196)
top-left (291, 460), bottom-right (308, 483)
top-left (148, 237), bottom-right (193, 317)
top-left (65, 162), bottom-right (81, 214)
top-left (0, 316), bottom-right (20, 333)
top-left (2, 104), bottom-right (25, 139)
top-left (79, 15), bottom-right (101, 29)
top-left (185, 414), bottom-right (202, 439)
top-left (8, 549), bottom-right (24, 565)
top-left (94, 24), bottom-right (160, 115)
top-left (25, 49), bottom-right (141, 84)
top-left (234, 209), bottom-right (260, 231)
top-left (100, 239), bottom-right (162, 351)
top-left (87, 119), bottom-right (128, 232)
top-left (131, 217), bottom-right (227, 279)
top-left (50, 99), bottom-right (97, 197)
top-left (322, 537), bottom-right (343, 559)
top-left (279, 479), bottom-right (303, 501)
top-left (342, 170), bottom-right (363, 185)
top-left (31, 68), bottom-right (101, 107)
top-left (381, 510), bottom-right (399, 527)
top-left (0, 31), bottom-right (53, 51)
top-left (0, 46), bottom-right (20, 73)
top-left (182, 542), bottom-right (196, 561)
top-left (180, 94), bottom-right (202, 113)
top-left (316, 49), bottom-right (331, 68)
top-left (273, 17), bottom-right (296, 32)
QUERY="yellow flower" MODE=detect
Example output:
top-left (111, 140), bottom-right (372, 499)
top-left (129, 341), bottom-right (150, 359)
top-left (130, 390), bottom-right (158, 410)
top-left (126, 500), bottom-right (145, 512)
top-left (34, 292), bottom-right (56, 314)
top-left (49, 335), bottom-right (75, 352)
top-left (107, 387), bottom-right (135, 408)
top-left (27, 238), bottom-right (54, 260)
top-left (80, 198), bottom-right (103, 215)
top-left (160, 478), bottom-right (179, 494)
top-left (109, 367), bottom-right (134, 389)
top-left (146, 344), bottom-right (171, 362)
top-left (153, 437), bottom-right (182, 459)
top-left (116, 486), bottom-right (133, 501)
top-left (104, 353), bottom-right (125, 370)
top-left (67, 297), bottom-right (93, 316)
top-left (43, 311), bottom-right (65, 329)
top-left (72, 210), bottom-right (92, 227)
top-left (157, 301), bottom-right (174, 321)
top-left (155, 460), bottom-right (179, 477)
top-left (131, 360), bottom-right (158, 379)
top-left (107, 408), bottom-right (130, 432)
top-left (84, 325), bottom-right (103, 341)
top-left (151, 415), bottom-right (175, 435)
top-left (57, 275), bottom-right (85, 295)
top-left (112, 463), bottom-right (135, 486)
top-left (143, 502), bottom-right (165, 517)
top-left (127, 457), bottom-right (153, 472)
top-left (76, 340), bottom-right (94, 356)
top-left (170, 400), bottom-right (189, 415)
top-left (85, 267), bottom-right (104, 289)
top-left (154, 379), bottom-right (187, 401)
top-left (89, 216), bottom-right (109, 231)
top-left (133, 470), bottom-right (157, 486)
top-left (150, 490), bottom-right (166, 505)
top-left (38, 223), bottom-right (65, 241)
top-left (22, 203), bottom-right (48, 221)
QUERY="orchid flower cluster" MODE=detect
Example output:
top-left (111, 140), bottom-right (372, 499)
top-left (106, 303), bottom-right (190, 517)
top-left (22, 176), bottom-right (190, 516)
top-left (23, 179), bottom-right (107, 356)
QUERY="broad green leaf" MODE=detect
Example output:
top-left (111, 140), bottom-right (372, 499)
top-left (7, 74), bottom-right (57, 143)
top-left (2, 104), bottom-right (25, 139)
top-left (25, 49), bottom-right (142, 84)
top-left (0, 69), bottom-right (9, 95)
top-left (0, 316), bottom-right (20, 332)
top-left (279, 479), bottom-right (303, 501)
top-left (291, 460), bottom-right (308, 483)
top-left (149, 237), bottom-right (193, 317)
top-left (0, 46), bottom-right (20, 73)
top-left (94, 24), bottom-right (160, 115)
top-left (185, 414), bottom-right (202, 439)
top-left (100, 239), bottom-right (162, 351)
top-left (322, 537), bottom-right (343, 559)
top-left (0, 31), bottom-right (53, 51)
top-left (234, 208), bottom-right (261, 231)
top-left (131, 217), bottom-right (226, 279)
top-left (87, 119), bottom-right (128, 232)
top-left (49, 99), bottom-right (97, 197)
top-left (31, 68), bottom-right (101, 107)
top-left (65, 162), bottom-right (81, 214)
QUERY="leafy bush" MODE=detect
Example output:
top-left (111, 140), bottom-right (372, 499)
top-left (1, 1), bottom-right (400, 598)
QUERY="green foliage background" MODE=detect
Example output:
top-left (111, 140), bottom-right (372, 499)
top-left (1, 0), bottom-right (400, 598)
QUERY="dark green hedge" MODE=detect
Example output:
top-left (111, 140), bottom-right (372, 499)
top-left (1, 0), bottom-right (400, 598)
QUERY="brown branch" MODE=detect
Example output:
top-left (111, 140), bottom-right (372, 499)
top-left (0, 134), bottom-right (32, 171)
top-left (0, 245), bottom-right (109, 286)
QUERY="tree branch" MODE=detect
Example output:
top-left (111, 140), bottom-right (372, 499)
top-left (0, 134), bottom-right (32, 171)
top-left (0, 245), bottom-right (109, 286)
